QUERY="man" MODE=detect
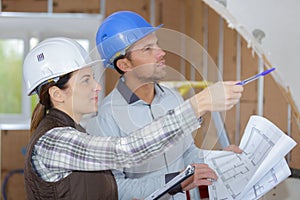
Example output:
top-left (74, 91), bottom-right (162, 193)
top-left (87, 11), bottom-right (243, 199)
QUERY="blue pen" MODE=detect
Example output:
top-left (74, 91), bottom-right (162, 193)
top-left (236, 67), bottom-right (276, 85)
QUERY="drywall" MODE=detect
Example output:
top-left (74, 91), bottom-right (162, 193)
top-left (204, 0), bottom-right (300, 113)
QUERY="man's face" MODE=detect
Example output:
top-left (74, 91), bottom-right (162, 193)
top-left (126, 33), bottom-right (167, 83)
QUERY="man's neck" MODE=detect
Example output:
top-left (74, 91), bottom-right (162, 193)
top-left (124, 78), bottom-right (155, 104)
top-left (135, 83), bottom-right (155, 104)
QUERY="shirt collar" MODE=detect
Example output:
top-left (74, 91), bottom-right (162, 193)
top-left (117, 76), bottom-right (165, 104)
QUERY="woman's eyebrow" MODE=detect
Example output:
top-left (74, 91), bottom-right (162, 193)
top-left (80, 74), bottom-right (91, 80)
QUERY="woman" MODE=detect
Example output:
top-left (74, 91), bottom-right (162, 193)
top-left (23, 37), bottom-right (204, 200)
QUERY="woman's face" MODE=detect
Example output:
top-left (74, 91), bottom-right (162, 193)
top-left (62, 66), bottom-right (101, 122)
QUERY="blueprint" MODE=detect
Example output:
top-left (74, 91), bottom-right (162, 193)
top-left (204, 115), bottom-right (297, 200)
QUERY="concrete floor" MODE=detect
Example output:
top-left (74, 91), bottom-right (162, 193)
top-left (261, 177), bottom-right (300, 200)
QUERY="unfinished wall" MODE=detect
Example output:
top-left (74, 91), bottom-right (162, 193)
top-left (2, 0), bottom-right (100, 13)
top-left (1, 0), bottom-right (299, 199)
top-left (1, 0), bottom-right (298, 167)
top-left (1, 130), bottom-right (30, 200)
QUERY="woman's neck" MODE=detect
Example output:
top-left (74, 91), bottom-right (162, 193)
top-left (53, 105), bottom-right (81, 124)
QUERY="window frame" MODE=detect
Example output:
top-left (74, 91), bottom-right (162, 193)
top-left (0, 12), bottom-right (103, 129)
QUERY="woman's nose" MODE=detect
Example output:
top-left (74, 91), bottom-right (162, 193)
top-left (94, 81), bottom-right (102, 92)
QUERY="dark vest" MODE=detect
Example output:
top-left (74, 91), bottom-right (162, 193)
top-left (24, 109), bottom-right (118, 200)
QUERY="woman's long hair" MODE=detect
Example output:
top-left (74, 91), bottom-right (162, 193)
top-left (30, 73), bottom-right (72, 135)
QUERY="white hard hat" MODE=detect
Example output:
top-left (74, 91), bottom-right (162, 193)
top-left (23, 37), bottom-right (102, 95)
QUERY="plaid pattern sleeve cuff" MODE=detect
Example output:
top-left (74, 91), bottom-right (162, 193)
top-left (173, 100), bottom-right (201, 133)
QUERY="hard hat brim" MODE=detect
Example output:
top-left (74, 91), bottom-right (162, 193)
top-left (27, 59), bottom-right (104, 96)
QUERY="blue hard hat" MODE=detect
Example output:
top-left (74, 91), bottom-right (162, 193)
top-left (96, 11), bottom-right (163, 69)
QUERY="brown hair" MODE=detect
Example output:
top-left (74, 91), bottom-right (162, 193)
top-left (30, 73), bottom-right (72, 135)
top-left (113, 49), bottom-right (133, 75)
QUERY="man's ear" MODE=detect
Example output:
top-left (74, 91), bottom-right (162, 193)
top-left (116, 58), bottom-right (132, 72)
top-left (48, 86), bottom-right (64, 103)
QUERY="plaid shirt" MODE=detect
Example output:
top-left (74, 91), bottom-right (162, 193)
top-left (32, 100), bottom-right (200, 182)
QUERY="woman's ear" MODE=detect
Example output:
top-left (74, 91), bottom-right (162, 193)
top-left (48, 86), bottom-right (64, 103)
top-left (116, 58), bottom-right (132, 72)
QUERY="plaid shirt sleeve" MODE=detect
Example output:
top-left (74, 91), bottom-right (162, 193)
top-left (32, 100), bottom-right (201, 181)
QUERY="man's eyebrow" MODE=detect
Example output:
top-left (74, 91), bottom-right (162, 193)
top-left (145, 43), bottom-right (153, 48)
top-left (144, 41), bottom-right (157, 48)
top-left (130, 39), bottom-right (158, 51)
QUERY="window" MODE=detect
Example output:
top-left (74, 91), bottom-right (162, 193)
top-left (0, 37), bottom-right (92, 125)
top-left (0, 39), bottom-right (24, 114)
top-left (0, 13), bottom-right (102, 127)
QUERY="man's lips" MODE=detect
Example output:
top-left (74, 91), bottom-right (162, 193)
top-left (157, 60), bottom-right (166, 67)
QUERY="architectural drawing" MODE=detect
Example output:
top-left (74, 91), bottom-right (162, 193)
top-left (204, 115), bottom-right (296, 200)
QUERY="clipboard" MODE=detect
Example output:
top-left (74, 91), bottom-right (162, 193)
top-left (144, 165), bottom-right (195, 200)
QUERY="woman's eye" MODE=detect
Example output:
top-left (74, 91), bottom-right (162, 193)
top-left (83, 78), bottom-right (90, 83)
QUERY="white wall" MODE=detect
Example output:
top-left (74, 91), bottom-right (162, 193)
top-left (205, 0), bottom-right (300, 112)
